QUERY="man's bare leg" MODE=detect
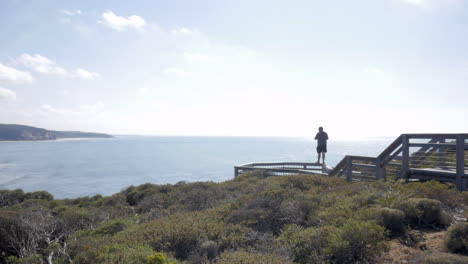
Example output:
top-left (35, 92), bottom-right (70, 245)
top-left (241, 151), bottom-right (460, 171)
top-left (322, 153), bottom-right (326, 164)
top-left (317, 153), bottom-right (321, 164)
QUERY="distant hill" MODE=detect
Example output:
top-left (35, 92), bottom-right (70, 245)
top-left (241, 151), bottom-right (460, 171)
top-left (0, 124), bottom-right (113, 141)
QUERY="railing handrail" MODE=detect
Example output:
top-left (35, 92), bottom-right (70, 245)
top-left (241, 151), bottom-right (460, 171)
top-left (237, 162), bottom-right (324, 167)
top-left (377, 135), bottom-right (403, 161)
top-left (329, 157), bottom-right (347, 176)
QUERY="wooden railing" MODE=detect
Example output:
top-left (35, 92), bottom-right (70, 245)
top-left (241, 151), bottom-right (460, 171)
top-left (329, 134), bottom-right (468, 191)
top-left (234, 162), bottom-right (330, 177)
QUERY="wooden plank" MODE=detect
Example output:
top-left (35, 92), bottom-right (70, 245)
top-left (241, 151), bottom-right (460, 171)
top-left (411, 168), bottom-right (456, 175)
top-left (346, 155), bottom-right (377, 162)
top-left (405, 134), bottom-right (464, 139)
top-left (353, 163), bottom-right (377, 169)
top-left (409, 143), bottom-right (455, 148)
top-left (245, 162), bottom-right (323, 167)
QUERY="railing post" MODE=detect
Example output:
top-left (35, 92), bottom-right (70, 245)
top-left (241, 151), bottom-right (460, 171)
top-left (400, 135), bottom-right (409, 179)
top-left (346, 157), bottom-right (352, 182)
top-left (375, 158), bottom-right (384, 180)
top-left (456, 135), bottom-right (464, 191)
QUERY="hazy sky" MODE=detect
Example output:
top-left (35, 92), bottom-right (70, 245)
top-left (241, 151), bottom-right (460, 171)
top-left (1, 0), bottom-right (468, 138)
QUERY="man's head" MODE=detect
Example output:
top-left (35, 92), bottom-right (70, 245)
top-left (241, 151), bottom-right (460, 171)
top-left (319, 127), bottom-right (323, 132)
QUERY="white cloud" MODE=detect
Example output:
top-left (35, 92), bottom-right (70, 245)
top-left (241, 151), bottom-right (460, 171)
top-left (59, 9), bottom-right (82, 16)
top-left (17, 54), bottom-right (100, 80)
top-left (0, 87), bottom-right (16, 100)
top-left (184, 52), bottom-right (213, 64)
top-left (171, 27), bottom-right (197, 35)
top-left (0, 63), bottom-right (33, 83)
top-left (163, 67), bottom-right (192, 77)
top-left (99, 11), bottom-right (146, 31)
top-left (18, 53), bottom-right (68, 75)
top-left (74, 68), bottom-right (100, 80)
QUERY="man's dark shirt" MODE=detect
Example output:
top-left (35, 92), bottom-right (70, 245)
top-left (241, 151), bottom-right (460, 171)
top-left (315, 131), bottom-right (328, 147)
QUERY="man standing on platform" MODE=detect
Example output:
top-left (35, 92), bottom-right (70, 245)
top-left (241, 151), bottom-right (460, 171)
top-left (315, 127), bottom-right (328, 164)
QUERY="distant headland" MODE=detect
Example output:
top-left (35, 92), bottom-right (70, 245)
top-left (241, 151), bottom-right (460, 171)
top-left (0, 124), bottom-right (113, 141)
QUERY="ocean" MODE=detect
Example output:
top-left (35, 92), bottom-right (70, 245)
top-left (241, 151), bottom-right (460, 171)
top-left (0, 136), bottom-right (393, 198)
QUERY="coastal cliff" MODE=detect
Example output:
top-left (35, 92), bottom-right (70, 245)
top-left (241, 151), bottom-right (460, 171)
top-left (0, 124), bottom-right (112, 141)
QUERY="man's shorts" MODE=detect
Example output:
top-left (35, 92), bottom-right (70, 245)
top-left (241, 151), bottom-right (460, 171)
top-left (316, 145), bottom-right (327, 153)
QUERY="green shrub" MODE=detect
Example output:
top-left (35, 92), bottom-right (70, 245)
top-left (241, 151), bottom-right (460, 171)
top-left (446, 223), bottom-right (468, 255)
top-left (402, 181), bottom-right (467, 209)
top-left (278, 225), bottom-right (330, 264)
top-left (0, 189), bottom-right (25, 207)
top-left (326, 219), bottom-right (388, 264)
top-left (227, 196), bottom-right (308, 235)
top-left (96, 244), bottom-right (156, 264)
top-left (113, 209), bottom-right (251, 260)
top-left (412, 252), bottom-right (468, 264)
top-left (376, 208), bottom-right (406, 234)
top-left (24, 191), bottom-right (54, 201)
top-left (92, 219), bottom-right (129, 236)
top-left (216, 250), bottom-right (294, 264)
top-left (399, 198), bottom-right (451, 226)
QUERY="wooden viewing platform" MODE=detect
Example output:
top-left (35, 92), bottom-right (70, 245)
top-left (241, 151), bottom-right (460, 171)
top-left (234, 162), bottom-right (332, 177)
top-left (234, 133), bottom-right (468, 191)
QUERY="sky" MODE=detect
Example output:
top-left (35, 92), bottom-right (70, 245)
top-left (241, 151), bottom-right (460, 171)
top-left (1, 0), bottom-right (468, 139)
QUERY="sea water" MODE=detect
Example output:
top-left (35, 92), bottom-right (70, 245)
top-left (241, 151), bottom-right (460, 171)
top-left (0, 136), bottom-right (393, 198)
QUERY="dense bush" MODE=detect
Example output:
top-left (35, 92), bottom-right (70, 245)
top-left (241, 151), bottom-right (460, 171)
top-left (326, 219), bottom-right (388, 263)
top-left (446, 222), bottom-right (468, 255)
top-left (216, 250), bottom-right (294, 264)
top-left (112, 209), bottom-right (252, 260)
top-left (399, 198), bottom-right (451, 227)
top-left (375, 207), bottom-right (406, 234)
top-left (278, 224), bottom-right (330, 264)
top-left (278, 219), bottom-right (388, 264)
top-left (226, 196), bottom-right (308, 235)
top-left (402, 181), bottom-right (468, 209)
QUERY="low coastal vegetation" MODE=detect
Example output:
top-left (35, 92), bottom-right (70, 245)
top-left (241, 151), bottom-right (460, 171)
top-left (1, 172), bottom-right (467, 264)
